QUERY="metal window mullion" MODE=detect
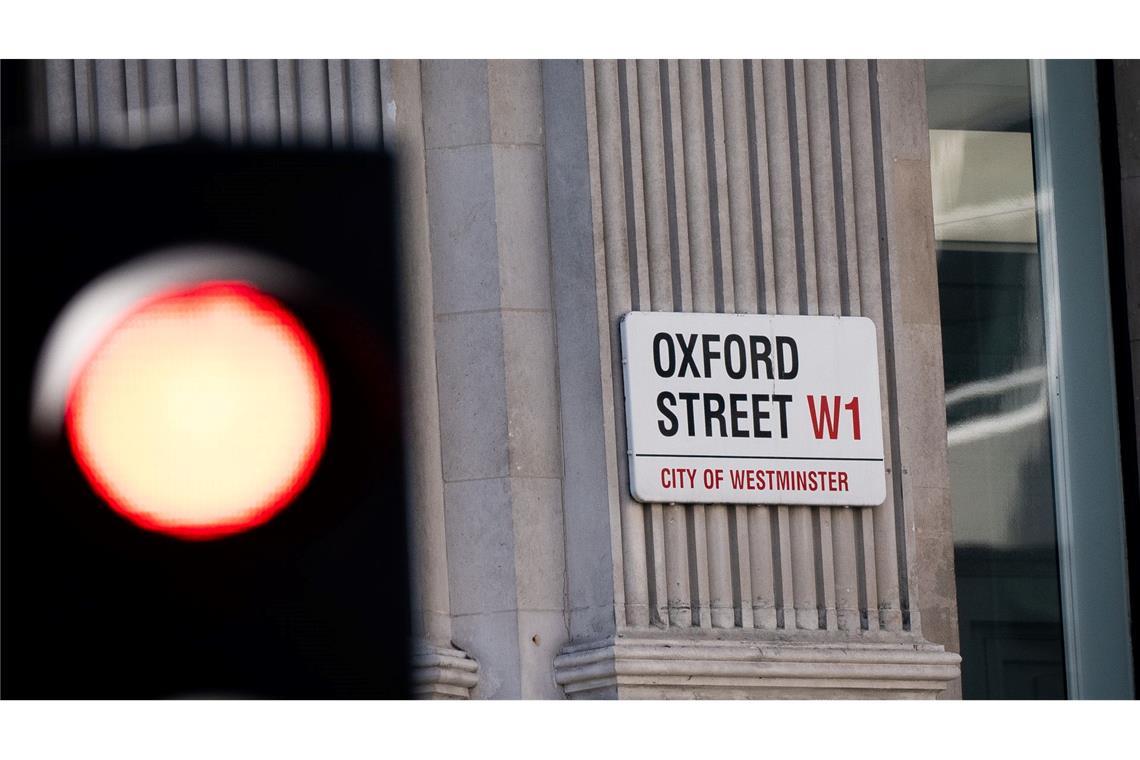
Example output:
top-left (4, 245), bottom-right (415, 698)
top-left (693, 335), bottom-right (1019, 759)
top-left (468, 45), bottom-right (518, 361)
top-left (1030, 58), bottom-right (1134, 700)
top-left (1029, 57), bottom-right (1082, 698)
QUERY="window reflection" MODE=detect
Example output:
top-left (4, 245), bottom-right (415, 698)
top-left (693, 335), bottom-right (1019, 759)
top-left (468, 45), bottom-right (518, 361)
top-left (927, 60), bottom-right (1067, 699)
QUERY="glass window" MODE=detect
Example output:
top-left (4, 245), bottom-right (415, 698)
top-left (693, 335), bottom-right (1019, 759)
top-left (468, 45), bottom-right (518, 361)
top-left (926, 60), bottom-right (1066, 699)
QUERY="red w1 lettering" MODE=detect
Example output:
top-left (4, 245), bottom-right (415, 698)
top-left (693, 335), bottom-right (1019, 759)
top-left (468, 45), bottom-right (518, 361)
top-left (807, 395), bottom-right (862, 440)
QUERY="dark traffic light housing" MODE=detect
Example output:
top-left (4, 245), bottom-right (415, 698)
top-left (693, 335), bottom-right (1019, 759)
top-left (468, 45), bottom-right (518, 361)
top-left (2, 144), bottom-right (411, 698)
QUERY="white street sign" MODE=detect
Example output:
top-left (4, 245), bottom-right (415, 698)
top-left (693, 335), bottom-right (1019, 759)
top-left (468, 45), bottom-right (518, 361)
top-left (620, 311), bottom-right (886, 506)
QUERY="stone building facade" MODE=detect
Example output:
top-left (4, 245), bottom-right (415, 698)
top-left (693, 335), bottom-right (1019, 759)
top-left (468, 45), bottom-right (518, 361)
top-left (30, 59), bottom-right (1139, 699)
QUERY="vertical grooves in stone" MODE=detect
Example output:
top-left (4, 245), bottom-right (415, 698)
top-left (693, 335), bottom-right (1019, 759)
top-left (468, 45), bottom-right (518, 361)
top-left (776, 60), bottom-right (818, 630)
top-left (191, 60), bottom-right (227, 143)
top-left (828, 61), bottom-right (853, 316)
top-left (36, 60), bottom-right (385, 186)
top-left (624, 61), bottom-right (654, 314)
top-left (341, 60), bottom-right (355, 147)
top-left (867, 59), bottom-right (911, 631)
top-left (716, 60), bottom-right (755, 629)
top-left (678, 59), bottom-right (714, 629)
top-left (707, 59), bottom-right (737, 312)
top-left (323, 60), bottom-right (334, 143)
top-left (48, 62), bottom-right (72, 145)
top-left (330, 60), bottom-right (347, 147)
top-left (123, 60), bottom-right (147, 144)
top-left (823, 59), bottom-right (862, 632)
top-left (594, 60), bottom-right (651, 628)
top-left (275, 60), bottom-right (297, 145)
top-left (840, 60), bottom-right (879, 630)
top-left (269, 61), bottom-right (282, 145)
top-left (67, 61), bottom-right (80, 142)
top-left (93, 60), bottom-right (127, 144)
top-left (240, 60), bottom-right (253, 145)
top-left (729, 60), bottom-right (773, 630)
top-left (738, 62), bottom-right (780, 628)
top-left (225, 60), bottom-right (245, 144)
top-left (700, 60), bottom-right (728, 314)
top-left (665, 59), bottom-right (701, 628)
top-left (619, 59), bottom-right (666, 627)
top-left (760, 60), bottom-right (798, 630)
top-left (243, 60), bottom-right (277, 146)
top-left (743, 63), bottom-right (769, 313)
top-left (173, 60), bottom-right (194, 138)
top-left (645, 506), bottom-right (667, 627)
top-left (221, 60), bottom-right (233, 142)
top-left (803, 60), bottom-right (841, 632)
top-left (145, 60), bottom-right (176, 143)
top-left (846, 59), bottom-right (899, 631)
top-left (784, 61), bottom-right (808, 314)
top-left (296, 60), bottom-right (331, 147)
top-left (726, 510), bottom-right (744, 627)
top-left (696, 59), bottom-right (736, 630)
top-left (658, 61), bottom-right (684, 312)
top-left (638, 60), bottom-right (673, 313)
top-left (326, 60), bottom-right (346, 147)
top-left (378, 59), bottom-right (392, 146)
top-left (638, 60), bottom-right (691, 629)
top-left (81, 60), bottom-right (96, 144)
top-left (581, 61), bottom-right (631, 626)
top-left (722, 61), bottom-right (758, 316)
top-left (665, 60), bottom-right (694, 314)
top-left (347, 60), bottom-right (378, 149)
top-left (616, 61), bottom-right (643, 312)
top-left (720, 60), bottom-right (756, 628)
top-left (833, 60), bottom-right (862, 318)
top-left (73, 60), bottom-right (92, 144)
top-left (853, 509), bottom-right (870, 629)
top-left (37, 56), bottom-right (914, 641)
top-left (43, 61), bottom-right (75, 145)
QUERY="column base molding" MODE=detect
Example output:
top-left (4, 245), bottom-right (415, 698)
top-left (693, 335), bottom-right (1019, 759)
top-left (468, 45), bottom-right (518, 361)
top-left (411, 643), bottom-right (479, 699)
top-left (554, 632), bottom-right (960, 699)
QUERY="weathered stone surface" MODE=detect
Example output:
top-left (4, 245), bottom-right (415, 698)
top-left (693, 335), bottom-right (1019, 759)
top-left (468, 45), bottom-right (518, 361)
top-left (425, 143), bottom-right (501, 315)
top-left (422, 60), bottom-right (490, 149)
top-left (443, 477), bottom-right (518, 617)
top-left (433, 311), bottom-right (510, 482)
top-left (489, 60), bottom-right (544, 146)
top-left (555, 634), bottom-right (961, 699)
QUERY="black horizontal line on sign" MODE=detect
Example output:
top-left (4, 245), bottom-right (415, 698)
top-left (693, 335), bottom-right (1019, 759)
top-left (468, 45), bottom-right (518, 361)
top-left (634, 454), bottom-right (885, 462)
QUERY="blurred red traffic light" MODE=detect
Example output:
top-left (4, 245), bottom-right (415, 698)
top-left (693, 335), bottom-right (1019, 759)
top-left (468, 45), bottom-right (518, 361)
top-left (65, 281), bottom-right (330, 540)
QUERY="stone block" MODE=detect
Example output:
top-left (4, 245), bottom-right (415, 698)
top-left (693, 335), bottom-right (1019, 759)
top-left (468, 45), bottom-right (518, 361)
top-left (544, 59), bottom-right (621, 642)
top-left (501, 309), bottom-right (562, 479)
top-left (433, 311), bottom-right (509, 481)
top-left (443, 477), bottom-right (517, 616)
top-left (895, 323), bottom-right (952, 489)
top-left (451, 609), bottom-right (521, 699)
top-left (891, 158), bottom-right (941, 327)
top-left (877, 60), bottom-right (930, 162)
top-left (425, 143), bottom-right (502, 315)
top-left (510, 477), bottom-right (566, 610)
top-left (517, 609), bottom-right (570, 699)
top-left (489, 60), bottom-right (544, 146)
top-left (492, 143), bottom-right (553, 311)
top-left (422, 60), bottom-right (490, 149)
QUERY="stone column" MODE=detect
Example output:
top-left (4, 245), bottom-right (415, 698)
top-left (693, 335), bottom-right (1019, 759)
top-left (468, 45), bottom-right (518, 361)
top-left (549, 59), bottom-right (961, 699)
top-left (380, 60), bottom-right (480, 699)
top-left (421, 60), bottom-right (569, 699)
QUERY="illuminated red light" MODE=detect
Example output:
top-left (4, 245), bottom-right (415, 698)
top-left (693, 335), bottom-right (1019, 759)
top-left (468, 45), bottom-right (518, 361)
top-left (65, 281), bottom-right (330, 540)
